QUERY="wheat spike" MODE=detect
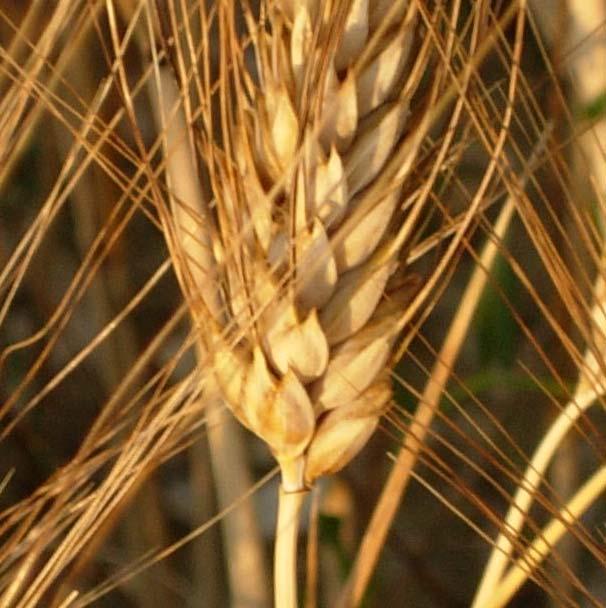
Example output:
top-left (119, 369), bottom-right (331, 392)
top-left (154, 2), bottom-right (463, 603)
top-left (166, 0), bottom-right (432, 497)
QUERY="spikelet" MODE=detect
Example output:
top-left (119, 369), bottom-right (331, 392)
top-left (197, 0), bottom-right (433, 492)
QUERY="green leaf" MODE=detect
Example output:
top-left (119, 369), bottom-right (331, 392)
top-left (475, 255), bottom-right (519, 368)
top-left (581, 91), bottom-right (606, 122)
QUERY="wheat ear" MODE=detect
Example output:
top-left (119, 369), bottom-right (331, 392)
top-left (210, 0), bottom-right (429, 486)
top-left (155, 0), bottom-right (469, 605)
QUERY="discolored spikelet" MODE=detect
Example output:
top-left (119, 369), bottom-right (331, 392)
top-left (199, 0), bottom-right (435, 491)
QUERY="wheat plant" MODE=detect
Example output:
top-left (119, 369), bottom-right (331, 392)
top-left (1, 0), bottom-right (606, 607)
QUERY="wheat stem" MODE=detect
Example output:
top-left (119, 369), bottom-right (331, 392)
top-left (471, 387), bottom-right (598, 607)
top-left (275, 487), bottom-right (308, 608)
top-left (486, 464), bottom-right (606, 608)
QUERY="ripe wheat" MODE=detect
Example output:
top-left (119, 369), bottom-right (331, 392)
top-left (175, 0), bottom-right (438, 493)
top-left (151, 2), bottom-right (503, 603)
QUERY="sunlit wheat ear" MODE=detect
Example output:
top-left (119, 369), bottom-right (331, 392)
top-left (201, 0), bottom-right (430, 495)
top-left (152, 4), bottom-right (458, 601)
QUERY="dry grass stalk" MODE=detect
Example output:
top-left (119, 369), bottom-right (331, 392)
top-left (0, 5), bottom-right (212, 603)
top-left (152, 57), bottom-right (269, 606)
top-left (487, 462), bottom-right (606, 608)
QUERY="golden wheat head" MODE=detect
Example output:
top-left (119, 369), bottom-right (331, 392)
top-left (154, 0), bottom-right (455, 493)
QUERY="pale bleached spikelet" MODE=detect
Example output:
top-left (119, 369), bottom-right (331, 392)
top-left (190, 0), bottom-right (436, 491)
